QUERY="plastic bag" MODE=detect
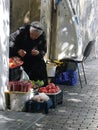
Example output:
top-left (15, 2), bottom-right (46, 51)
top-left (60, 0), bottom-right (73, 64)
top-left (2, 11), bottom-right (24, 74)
top-left (20, 67), bottom-right (30, 81)
top-left (9, 66), bottom-right (22, 81)
top-left (32, 93), bottom-right (49, 102)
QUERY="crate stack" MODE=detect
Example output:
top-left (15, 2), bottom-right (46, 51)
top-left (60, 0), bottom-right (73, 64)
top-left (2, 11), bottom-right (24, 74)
top-left (38, 83), bottom-right (63, 108)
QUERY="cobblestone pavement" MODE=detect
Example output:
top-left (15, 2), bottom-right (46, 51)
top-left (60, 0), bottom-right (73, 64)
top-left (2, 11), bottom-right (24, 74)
top-left (0, 58), bottom-right (98, 130)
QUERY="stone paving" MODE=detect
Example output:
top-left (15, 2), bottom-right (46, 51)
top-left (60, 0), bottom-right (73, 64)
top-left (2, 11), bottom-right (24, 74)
top-left (0, 58), bottom-right (98, 130)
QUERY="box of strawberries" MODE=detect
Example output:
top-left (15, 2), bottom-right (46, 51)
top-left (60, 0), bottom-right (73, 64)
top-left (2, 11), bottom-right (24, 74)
top-left (8, 80), bottom-right (32, 92)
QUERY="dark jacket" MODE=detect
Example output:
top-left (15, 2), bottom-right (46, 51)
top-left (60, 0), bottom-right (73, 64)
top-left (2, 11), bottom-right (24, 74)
top-left (9, 25), bottom-right (48, 84)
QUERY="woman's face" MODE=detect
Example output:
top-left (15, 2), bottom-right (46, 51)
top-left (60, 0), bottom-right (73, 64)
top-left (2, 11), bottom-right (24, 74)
top-left (30, 30), bottom-right (40, 40)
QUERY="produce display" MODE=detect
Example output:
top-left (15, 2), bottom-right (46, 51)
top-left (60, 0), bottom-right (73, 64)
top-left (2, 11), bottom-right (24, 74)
top-left (32, 80), bottom-right (44, 89)
top-left (9, 57), bottom-right (23, 69)
top-left (9, 80), bottom-right (32, 92)
top-left (38, 83), bottom-right (60, 94)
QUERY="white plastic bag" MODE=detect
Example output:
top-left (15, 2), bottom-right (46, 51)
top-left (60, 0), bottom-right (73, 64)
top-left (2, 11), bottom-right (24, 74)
top-left (39, 93), bottom-right (49, 101)
top-left (10, 91), bottom-right (34, 111)
top-left (32, 93), bottom-right (49, 102)
top-left (20, 67), bottom-right (30, 81)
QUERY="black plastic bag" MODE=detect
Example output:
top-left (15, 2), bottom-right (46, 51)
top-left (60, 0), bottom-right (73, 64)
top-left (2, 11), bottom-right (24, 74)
top-left (9, 66), bottom-right (22, 81)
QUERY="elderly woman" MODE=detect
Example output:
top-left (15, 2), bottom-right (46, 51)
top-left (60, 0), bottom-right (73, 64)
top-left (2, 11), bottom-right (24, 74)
top-left (9, 21), bottom-right (48, 85)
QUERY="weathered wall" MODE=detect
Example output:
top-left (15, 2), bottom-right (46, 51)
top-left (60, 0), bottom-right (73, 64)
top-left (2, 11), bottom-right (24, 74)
top-left (0, 0), bottom-right (10, 110)
top-left (55, 0), bottom-right (80, 59)
top-left (53, 0), bottom-right (98, 59)
top-left (10, 0), bottom-right (41, 33)
top-left (77, 0), bottom-right (97, 42)
top-left (40, 0), bottom-right (52, 60)
top-left (73, 0), bottom-right (98, 58)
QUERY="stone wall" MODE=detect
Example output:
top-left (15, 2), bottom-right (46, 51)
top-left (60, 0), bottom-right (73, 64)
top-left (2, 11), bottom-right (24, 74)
top-left (54, 0), bottom-right (98, 59)
top-left (74, 0), bottom-right (98, 58)
top-left (10, 0), bottom-right (41, 33)
top-left (0, 0), bottom-right (10, 110)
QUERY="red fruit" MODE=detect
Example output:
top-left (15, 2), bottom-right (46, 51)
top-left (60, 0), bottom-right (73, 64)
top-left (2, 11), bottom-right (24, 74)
top-left (9, 58), bottom-right (13, 62)
top-left (46, 85), bottom-right (52, 90)
top-left (39, 87), bottom-right (47, 93)
top-left (55, 86), bottom-right (60, 91)
top-left (49, 83), bottom-right (55, 87)
top-left (39, 87), bottom-right (44, 92)
top-left (50, 89), bottom-right (57, 93)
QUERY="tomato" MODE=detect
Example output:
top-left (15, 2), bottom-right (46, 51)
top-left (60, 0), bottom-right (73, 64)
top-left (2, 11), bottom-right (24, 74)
top-left (47, 89), bottom-right (51, 93)
top-left (41, 89), bottom-right (48, 93)
top-left (46, 85), bottom-right (53, 90)
top-left (50, 89), bottom-right (57, 93)
top-left (49, 83), bottom-right (55, 87)
top-left (9, 63), bottom-right (16, 68)
top-left (39, 83), bottom-right (60, 94)
top-left (9, 58), bottom-right (13, 62)
top-left (9, 57), bottom-right (23, 68)
top-left (55, 86), bottom-right (60, 91)
top-left (38, 87), bottom-right (44, 92)
top-left (38, 87), bottom-right (47, 93)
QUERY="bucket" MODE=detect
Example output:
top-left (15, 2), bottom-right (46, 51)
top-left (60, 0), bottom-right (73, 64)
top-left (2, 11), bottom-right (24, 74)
top-left (46, 64), bottom-right (56, 77)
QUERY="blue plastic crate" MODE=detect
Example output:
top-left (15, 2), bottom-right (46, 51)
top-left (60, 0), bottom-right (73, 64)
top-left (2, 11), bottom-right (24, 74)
top-left (53, 70), bottom-right (78, 86)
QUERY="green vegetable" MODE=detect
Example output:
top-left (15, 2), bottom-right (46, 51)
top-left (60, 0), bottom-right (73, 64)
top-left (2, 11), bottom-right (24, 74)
top-left (31, 80), bottom-right (44, 86)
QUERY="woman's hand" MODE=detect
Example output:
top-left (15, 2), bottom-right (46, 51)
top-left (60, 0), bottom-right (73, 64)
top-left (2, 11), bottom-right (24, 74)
top-left (31, 49), bottom-right (39, 56)
top-left (18, 49), bottom-right (27, 57)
